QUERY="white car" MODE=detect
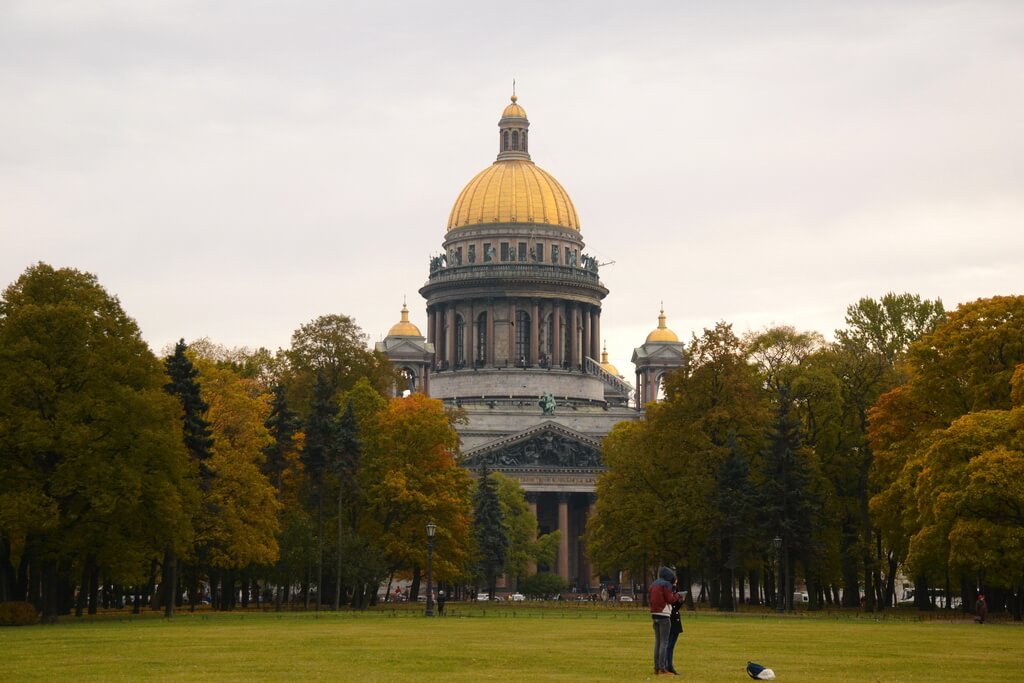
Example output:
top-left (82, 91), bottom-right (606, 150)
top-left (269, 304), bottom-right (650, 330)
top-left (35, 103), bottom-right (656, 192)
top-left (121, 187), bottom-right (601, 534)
top-left (510, 592), bottom-right (526, 601)
top-left (476, 592), bottom-right (491, 601)
top-left (619, 595), bottom-right (634, 602)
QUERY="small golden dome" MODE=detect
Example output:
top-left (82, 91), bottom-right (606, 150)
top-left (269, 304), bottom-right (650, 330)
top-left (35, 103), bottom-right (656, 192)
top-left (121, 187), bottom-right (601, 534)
top-left (387, 303), bottom-right (422, 337)
top-left (502, 94), bottom-right (528, 119)
top-left (646, 308), bottom-right (679, 343)
top-left (447, 159), bottom-right (580, 230)
top-left (600, 344), bottom-right (621, 378)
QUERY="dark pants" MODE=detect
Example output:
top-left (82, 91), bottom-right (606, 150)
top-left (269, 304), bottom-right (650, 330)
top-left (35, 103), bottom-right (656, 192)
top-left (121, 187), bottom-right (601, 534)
top-left (666, 630), bottom-right (680, 671)
top-left (652, 616), bottom-right (670, 671)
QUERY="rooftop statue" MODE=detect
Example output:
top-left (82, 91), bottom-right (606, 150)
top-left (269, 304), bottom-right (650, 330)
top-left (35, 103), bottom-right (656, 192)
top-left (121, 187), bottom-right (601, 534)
top-left (538, 392), bottom-right (556, 416)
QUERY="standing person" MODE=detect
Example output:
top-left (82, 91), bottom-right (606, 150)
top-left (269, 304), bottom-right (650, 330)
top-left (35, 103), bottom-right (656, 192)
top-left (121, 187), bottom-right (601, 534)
top-left (649, 567), bottom-right (682, 676)
top-left (975, 593), bottom-right (988, 624)
top-left (666, 581), bottom-right (688, 676)
top-left (437, 589), bottom-right (446, 616)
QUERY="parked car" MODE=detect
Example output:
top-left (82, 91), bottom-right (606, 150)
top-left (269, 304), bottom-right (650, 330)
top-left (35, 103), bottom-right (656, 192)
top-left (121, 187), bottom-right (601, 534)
top-left (619, 595), bottom-right (634, 603)
top-left (476, 592), bottom-right (491, 601)
top-left (510, 592), bottom-right (526, 601)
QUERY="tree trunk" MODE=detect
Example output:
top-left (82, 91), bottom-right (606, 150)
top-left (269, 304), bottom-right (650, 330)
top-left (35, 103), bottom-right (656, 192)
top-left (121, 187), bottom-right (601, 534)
top-left (87, 563), bottom-right (100, 615)
top-left (334, 489), bottom-right (343, 611)
top-left (162, 548), bottom-right (177, 618)
top-left (41, 559), bottom-right (58, 624)
top-left (316, 495), bottom-right (323, 612)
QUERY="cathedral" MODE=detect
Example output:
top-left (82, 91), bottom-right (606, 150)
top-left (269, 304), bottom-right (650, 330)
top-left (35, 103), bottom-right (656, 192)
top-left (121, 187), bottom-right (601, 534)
top-left (377, 94), bottom-right (686, 591)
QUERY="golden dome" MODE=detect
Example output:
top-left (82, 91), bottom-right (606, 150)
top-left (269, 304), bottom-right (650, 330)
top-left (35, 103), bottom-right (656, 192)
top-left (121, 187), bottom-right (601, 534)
top-left (387, 303), bottom-right (422, 337)
top-left (448, 160), bottom-right (580, 230)
top-left (447, 94), bottom-right (580, 231)
top-left (600, 344), bottom-right (621, 378)
top-left (502, 94), bottom-right (527, 119)
top-left (646, 308), bottom-right (679, 343)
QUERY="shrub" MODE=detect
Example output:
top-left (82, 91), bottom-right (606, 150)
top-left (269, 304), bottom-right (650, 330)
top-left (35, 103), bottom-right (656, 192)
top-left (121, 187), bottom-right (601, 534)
top-left (518, 573), bottom-right (568, 598)
top-left (0, 601), bottom-right (40, 626)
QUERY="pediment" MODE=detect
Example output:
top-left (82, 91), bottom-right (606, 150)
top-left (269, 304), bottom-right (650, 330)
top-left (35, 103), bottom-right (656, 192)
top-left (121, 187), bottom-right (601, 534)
top-left (463, 421), bottom-right (604, 471)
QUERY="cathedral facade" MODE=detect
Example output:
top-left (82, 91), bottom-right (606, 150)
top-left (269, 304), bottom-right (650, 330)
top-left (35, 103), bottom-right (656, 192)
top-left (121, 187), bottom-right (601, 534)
top-left (378, 95), bottom-right (685, 591)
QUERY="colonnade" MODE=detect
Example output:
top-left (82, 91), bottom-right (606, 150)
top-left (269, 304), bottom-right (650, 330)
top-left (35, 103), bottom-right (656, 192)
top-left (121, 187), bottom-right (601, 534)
top-left (525, 491), bottom-right (599, 591)
top-left (426, 299), bottom-right (602, 371)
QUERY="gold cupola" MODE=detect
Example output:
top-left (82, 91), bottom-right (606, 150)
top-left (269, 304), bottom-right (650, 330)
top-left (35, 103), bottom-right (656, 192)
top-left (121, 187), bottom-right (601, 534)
top-left (599, 342), bottom-right (622, 378)
top-left (646, 308), bottom-right (680, 343)
top-left (446, 93), bottom-right (580, 231)
top-left (387, 303), bottom-right (422, 337)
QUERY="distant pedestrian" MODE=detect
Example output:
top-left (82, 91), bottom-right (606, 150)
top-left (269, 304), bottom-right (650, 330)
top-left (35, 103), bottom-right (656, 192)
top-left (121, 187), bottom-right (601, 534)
top-left (975, 594), bottom-right (988, 624)
top-left (649, 567), bottom-right (683, 676)
top-left (437, 590), bottom-right (446, 616)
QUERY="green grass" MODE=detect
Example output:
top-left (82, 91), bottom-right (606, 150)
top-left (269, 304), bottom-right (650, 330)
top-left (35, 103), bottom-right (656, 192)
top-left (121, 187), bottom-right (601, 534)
top-left (1, 604), bottom-right (1020, 682)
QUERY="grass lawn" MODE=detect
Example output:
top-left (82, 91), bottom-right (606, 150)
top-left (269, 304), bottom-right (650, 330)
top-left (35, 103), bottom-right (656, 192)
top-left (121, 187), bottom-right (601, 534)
top-left (2, 604), bottom-right (1020, 682)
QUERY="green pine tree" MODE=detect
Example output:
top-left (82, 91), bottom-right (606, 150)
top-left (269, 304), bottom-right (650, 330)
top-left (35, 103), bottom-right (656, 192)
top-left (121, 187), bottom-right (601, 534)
top-left (473, 467), bottom-right (508, 598)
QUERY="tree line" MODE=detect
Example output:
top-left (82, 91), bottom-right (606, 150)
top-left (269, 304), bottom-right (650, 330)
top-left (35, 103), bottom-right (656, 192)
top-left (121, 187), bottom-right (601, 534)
top-left (0, 263), bottom-right (555, 622)
top-left (587, 293), bottom-right (1024, 620)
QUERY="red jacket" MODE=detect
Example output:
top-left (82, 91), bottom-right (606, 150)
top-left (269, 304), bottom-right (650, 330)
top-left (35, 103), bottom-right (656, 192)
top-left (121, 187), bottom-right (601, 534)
top-left (648, 580), bottom-right (679, 616)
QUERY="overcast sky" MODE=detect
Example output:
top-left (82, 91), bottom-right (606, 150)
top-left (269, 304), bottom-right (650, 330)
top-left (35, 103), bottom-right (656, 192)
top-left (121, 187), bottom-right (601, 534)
top-left (3, 1), bottom-right (1022, 374)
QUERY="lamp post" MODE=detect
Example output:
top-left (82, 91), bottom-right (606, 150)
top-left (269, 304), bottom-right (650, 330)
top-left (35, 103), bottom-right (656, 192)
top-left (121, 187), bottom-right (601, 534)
top-left (773, 536), bottom-right (783, 614)
top-left (425, 522), bottom-right (437, 617)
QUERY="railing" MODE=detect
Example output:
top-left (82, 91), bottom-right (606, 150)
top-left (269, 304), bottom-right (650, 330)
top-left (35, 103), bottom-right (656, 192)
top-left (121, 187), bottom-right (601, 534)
top-left (583, 356), bottom-right (633, 397)
top-left (425, 262), bottom-right (603, 287)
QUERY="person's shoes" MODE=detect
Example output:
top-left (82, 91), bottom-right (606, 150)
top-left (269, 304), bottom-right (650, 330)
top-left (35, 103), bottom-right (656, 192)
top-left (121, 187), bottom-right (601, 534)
top-left (668, 668), bottom-right (679, 675)
top-left (657, 671), bottom-right (673, 677)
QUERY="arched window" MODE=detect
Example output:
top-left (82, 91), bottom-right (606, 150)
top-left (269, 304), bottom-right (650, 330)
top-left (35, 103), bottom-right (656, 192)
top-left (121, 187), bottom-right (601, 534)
top-left (502, 131), bottom-right (509, 151)
top-left (476, 312), bottom-right (488, 365)
top-left (399, 368), bottom-right (416, 396)
top-left (516, 310), bottom-right (531, 365)
top-left (511, 130), bottom-right (519, 150)
top-left (455, 315), bottom-right (465, 366)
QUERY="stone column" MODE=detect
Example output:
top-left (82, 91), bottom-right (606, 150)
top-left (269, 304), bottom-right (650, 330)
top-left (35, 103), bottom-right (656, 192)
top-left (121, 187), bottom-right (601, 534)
top-left (530, 300), bottom-right (539, 364)
top-left (557, 493), bottom-right (570, 581)
top-left (582, 305), bottom-right (591, 365)
top-left (569, 305), bottom-right (579, 371)
top-left (553, 301), bottom-right (563, 368)
top-left (585, 495), bottom-right (599, 589)
top-left (433, 307), bottom-right (444, 367)
top-left (487, 303), bottom-right (495, 366)
top-left (592, 309), bottom-right (601, 361)
top-left (427, 306), bottom-right (435, 354)
top-left (508, 301), bottom-right (516, 364)
top-left (469, 304), bottom-right (476, 368)
top-left (526, 493), bottom-right (539, 575)
top-left (445, 307), bottom-right (455, 369)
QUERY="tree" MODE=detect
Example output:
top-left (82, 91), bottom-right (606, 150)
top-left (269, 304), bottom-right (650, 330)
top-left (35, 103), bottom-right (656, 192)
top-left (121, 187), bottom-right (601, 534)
top-left (193, 358), bottom-right (280, 609)
top-left (301, 373), bottom-right (340, 610)
top-left (359, 393), bottom-right (472, 595)
top-left (473, 467), bottom-right (508, 597)
top-left (284, 314), bottom-right (396, 415)
top-left (162, 339), bottom-right (215, 616)
top-left (870, 296), bottom-right (1024, 616)
top-left (0, 264), bottom-right (193, 622)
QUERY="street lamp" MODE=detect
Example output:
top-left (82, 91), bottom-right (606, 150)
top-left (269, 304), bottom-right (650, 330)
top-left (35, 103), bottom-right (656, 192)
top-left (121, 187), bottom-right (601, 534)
top-left (773, 536), bottom-right (783, 614)
top-left (425, 522), bottom-right (437, 617)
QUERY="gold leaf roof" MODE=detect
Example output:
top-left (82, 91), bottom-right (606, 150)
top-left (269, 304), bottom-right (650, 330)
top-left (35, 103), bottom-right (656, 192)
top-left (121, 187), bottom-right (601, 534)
top-left (646, 308), bottom-right (680, 343)
top-left (447, 159), bottom-right (580, 231)
top-left (387, 303), bottom-right (422, 337)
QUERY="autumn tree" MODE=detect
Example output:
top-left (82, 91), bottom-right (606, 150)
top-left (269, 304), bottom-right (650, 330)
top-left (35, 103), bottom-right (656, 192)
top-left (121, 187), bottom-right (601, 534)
top-left (284, 314), bottom-right (396, 415)
top-left (870, 296), bottom-right (1024, 617)
top-left (192, 357), bottom-right (280, 610)
top-left (359, 393), bottom-right (473, 600)
top-left (0, 264), bottom-right (193, 623)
